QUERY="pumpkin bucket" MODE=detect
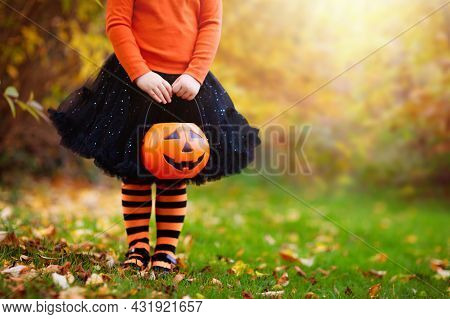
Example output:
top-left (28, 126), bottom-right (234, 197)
top-left (141, 99), bottom-right (210, 179)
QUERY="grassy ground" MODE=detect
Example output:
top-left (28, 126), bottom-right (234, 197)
top-left (0, 175), bottom-right (448, 298)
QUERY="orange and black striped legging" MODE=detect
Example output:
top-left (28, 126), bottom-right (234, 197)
top-left (121, 180), bottom-right (187, 269)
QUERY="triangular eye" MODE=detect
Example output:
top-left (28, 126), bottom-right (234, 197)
top-left (190, 130), bottom-right (203, 139)
top-left (165, 130), bottom-right (180, 140)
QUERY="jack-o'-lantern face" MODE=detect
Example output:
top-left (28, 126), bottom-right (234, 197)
top-left (142, 123), bottom-right (210, 179)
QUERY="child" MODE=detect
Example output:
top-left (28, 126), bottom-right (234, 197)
top-left (49, 0), bottom-right (260, 273)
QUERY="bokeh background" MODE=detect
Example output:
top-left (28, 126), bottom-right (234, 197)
top-left (0, 0), bottom-right (448, 298)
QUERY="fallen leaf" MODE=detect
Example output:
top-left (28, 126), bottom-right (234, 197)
top-left (430, 259), bottom-right (447, 271)
top-left (259, 290), bottom-right (284, 298)
top-left (66, 272), bottom-right (75, 284)
top-left (44, 265), bottom-right (62, 274)
top-left (294, 265), bottom-right (307, 277)
top-left (236, 248), bottom-right (245, 257)
top-left (211, 278), bottom-right (223, 287)
top-left (0, 231), bottom-right (18, 246)
top-left (86, 273), bottom-right (104, 286)
top-left (305, 292), bottom-right (319, 299)
top-left (277, 272), bottom-right (289, 287)
top-left (230, 260), bottom-right (248, 276)
top-left (32, 225), bottom-right (56, 239)
top-left (279, 249), bottom-right (299, 262)
top-left (2, 265), bottom-right (29, 277)
top-left (105, 255), bottom-right (115, 269)
top-left (344, 287), bottom-right (353, 296)
top-left (20, 255), bottom-right (30, 262)
top-left (242, 291), bottom-right (253, 299)
top-left (368, 283), bottom-right (381, 298)
top-left (299, 257), bottom-right (315, 267)
top-left (364, 269), bottom-right (387, 278)
top-left (173, 273), bottom-right (185, 284)
top-left (52, 273), bottom-right (69, 290)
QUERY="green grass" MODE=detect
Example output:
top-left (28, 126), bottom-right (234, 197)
top-left (0, 175), bottom-right (449, 298)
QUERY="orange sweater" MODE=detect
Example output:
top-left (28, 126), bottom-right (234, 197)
top-left (106, 0), bottom-right (222, 84)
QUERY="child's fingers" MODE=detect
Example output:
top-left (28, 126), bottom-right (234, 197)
top-left (158, 84), bottom-right (172, 103)
top-left (176, 86), bottom-right (187, 97)
top-left (172, 81), bottom-right (182, 94)
top-left (152, 88), bottom-right (166, 104)
top-left (162, 81), bottom-right (173, 97)
top-left (148, 90), bottom-right (162, 103)
top-left (181, 90), bottom-right (191, 100)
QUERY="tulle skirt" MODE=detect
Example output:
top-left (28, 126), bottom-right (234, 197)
top-left (49, 54), bottom-right (261, 185)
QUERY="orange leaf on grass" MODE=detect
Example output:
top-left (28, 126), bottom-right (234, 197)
top-left (368, 283), bottom-right (382, 298)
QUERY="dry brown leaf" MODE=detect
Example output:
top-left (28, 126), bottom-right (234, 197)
top-left (2, 265), bottom-right (29, 277)
top-left (173, 273), bottom-right (185, 284)
top-left (368, 283), bottom-right (382, 298)
top-left (86, 273), bottom-right (104, 286)
top-left (277, 272), bottom-right (289, 287)
top-left (105, 255), bottom-right (115, 269)
top-left (20, 255), bottom-right (30, 262)
top-left (211, 278), bottom-right (223, 287)
top-left (0, 231), bottom-right (18, 246)
top-left (344, 287), bottom-right (353, 296)
top-left (364, 269), bottom-right (387, 278)
top-left (305, 292), bottom-right (319, 299)
top-left (242, 291), bottom-right (253, 299)
top-left (294, 265), bottom-right (307, 277)
top-left (33, 225), bottom-right (56, 239)
top-left (279, 249), bottom-right (299, 262)
top-left (44, 265), bottom-right (63, 274)
top-left (430, 259), bottom-right (447, 271)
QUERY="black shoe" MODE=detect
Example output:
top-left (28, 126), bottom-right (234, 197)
top-left (122, 248), bottom-right (150, 271)
top-left (151, 252), bottom-right (177, 274)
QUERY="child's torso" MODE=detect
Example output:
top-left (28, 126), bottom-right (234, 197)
top-left (132, 0), bottom-right (201, 73)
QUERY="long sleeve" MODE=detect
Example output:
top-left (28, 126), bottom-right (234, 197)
top-left (105, 0), bottom-right (150, 81)
top-left (184, 0), bottom-right (222, 84)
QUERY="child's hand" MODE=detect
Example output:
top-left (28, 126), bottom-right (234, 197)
top-left (172, 74), bottom-right (201, 101)
top-left (135, 71), bottom-right (172, 104)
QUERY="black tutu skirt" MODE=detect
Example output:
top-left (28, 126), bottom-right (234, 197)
top-left (49, 54), bottom-right (261, 185)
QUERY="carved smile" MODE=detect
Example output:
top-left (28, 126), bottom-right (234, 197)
top-left (163, 154), bottom-right (205, 171)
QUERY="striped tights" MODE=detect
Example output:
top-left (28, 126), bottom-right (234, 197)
top-left (121, 180), bottom-right (187, 270)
